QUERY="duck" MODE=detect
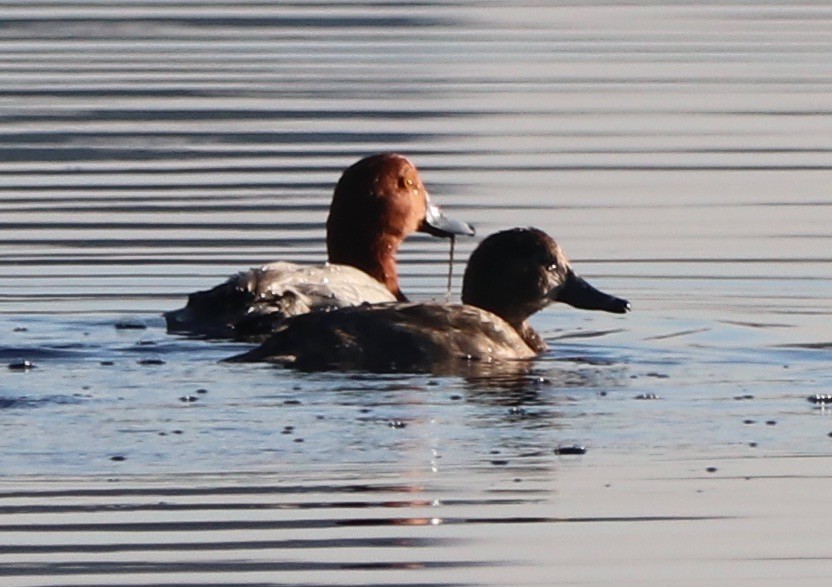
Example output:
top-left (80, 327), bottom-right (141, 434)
top-left (164, 153), bottom-right (475, 338)
top-left (224, 227), bottom-right (630, 372)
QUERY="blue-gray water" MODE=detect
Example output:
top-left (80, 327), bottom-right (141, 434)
top-left (2, 2), bottom-right (832, 585)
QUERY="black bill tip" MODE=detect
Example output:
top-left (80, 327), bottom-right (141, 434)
top-left (608, 297), bottom-right (631, 314)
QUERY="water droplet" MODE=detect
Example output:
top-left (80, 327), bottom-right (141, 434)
top-left (554, 444), bottom-right (587, 456)
top-left (8, 360), bottom-right (35, 371)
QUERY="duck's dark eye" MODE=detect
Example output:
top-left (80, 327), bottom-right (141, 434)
top-left (542, 256), bottom-right (558, 271)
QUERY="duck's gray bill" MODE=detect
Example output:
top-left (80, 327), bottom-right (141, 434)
top-left (556, 270), bottom-right (630, 314)
top-left (421, 202), bottom-right (475, 237)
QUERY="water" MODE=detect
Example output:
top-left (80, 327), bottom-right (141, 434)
top-left (2, 1), bottom-right (832, 584)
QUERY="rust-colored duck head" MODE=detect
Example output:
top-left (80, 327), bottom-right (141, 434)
top-left (326, 153), bottom-right (474, 301)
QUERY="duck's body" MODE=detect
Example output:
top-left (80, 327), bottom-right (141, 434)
top-left (165, 154), bottom-right (474, 339)
top-left (225, 302), bottom-right (536, 371)
top-left (164, 262), bottom-right (396, 339)
top-left (226, 228), bottom-right (630, 372)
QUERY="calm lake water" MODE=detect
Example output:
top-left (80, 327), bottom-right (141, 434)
top-left (2, 1), bottom-right (832, 585)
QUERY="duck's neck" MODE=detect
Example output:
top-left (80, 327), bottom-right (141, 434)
top-left (328, 234), bottom-right (407, 301)
top-left (371, 237), bottom-right (407, 301)
top-left (515, 320), bottom-right (547, 354)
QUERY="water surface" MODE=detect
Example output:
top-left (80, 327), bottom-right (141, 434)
top-left (2, 1), bottom-right (832, 585)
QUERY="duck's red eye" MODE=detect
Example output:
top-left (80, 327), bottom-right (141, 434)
top-left (398, 176), bottom-right (419, 194)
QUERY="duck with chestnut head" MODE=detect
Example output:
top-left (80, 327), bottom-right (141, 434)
top-left (164, 153), bottom-right (474, 339)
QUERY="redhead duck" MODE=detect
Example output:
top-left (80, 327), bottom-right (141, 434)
top-left (224, 228), bottom-right (630, 372)
top-left (164, 153), bottom-right (474, 338)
